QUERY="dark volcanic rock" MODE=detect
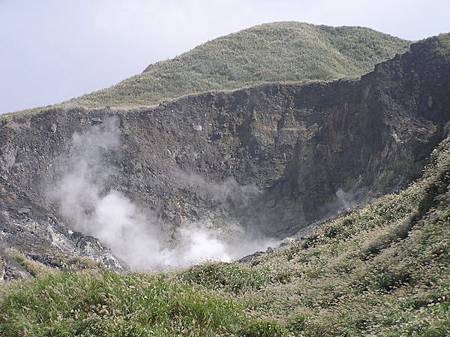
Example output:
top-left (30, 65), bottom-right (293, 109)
top-left (0, 175), bottom-right (123, 279)
top-left (0, 36), bottom-right (449, 271)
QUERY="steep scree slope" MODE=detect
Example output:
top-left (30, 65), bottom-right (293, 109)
top-left (0, 35), bottom-right (449, 273)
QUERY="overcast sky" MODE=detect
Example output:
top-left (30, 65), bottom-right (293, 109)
top-left (0, 0), bottom-right (449, 114)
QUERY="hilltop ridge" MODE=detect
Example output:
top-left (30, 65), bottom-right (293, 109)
top-left (67, 21), bottom-right (409, 109)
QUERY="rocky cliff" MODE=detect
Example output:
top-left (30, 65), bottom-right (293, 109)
top-left (0, 35), bottom-right (449, 275)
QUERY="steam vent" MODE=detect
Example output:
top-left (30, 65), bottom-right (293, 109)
top-left (1, 18), bottom-right (449, 336)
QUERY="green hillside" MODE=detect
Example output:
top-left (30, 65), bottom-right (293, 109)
top-left (68, 22), bottom-right (409, 109)
top-left (2, 135), bottom-right (449, 336)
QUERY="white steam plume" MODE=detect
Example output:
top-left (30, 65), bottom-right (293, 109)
top-left (47, 118), bottom-right (275, 270)
top-left (173, 169), bottom-right (260, 210)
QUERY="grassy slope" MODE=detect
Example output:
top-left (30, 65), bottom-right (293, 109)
top-left (67, 22), bottom-right (409, 109)
top-left (181, 137), bottom-right (450, 336)
top-left (1, 136), bottom-right (449, 337)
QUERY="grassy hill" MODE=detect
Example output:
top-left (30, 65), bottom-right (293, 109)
top-left (2, 135), bottom-right (448, 336)
top-left (67, 22), bottom-right (409, 109)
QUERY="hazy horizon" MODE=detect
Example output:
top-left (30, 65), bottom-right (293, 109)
top-left (1, 0), bottom-right (449, 114)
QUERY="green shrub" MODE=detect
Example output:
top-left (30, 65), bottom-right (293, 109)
top-left (240, 320), bottom-right (289, 337)
top-left (181, 262), bottom-right (270, 294)
top-left (286, 314), bottom-right (307, 334)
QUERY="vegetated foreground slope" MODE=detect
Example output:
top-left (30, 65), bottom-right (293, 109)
top-left (1, 134), bottom-right (449, 337)
top-left (0, 34), bottom-right (449, 273)
top-left (68, 22), bottom-right (409, 109)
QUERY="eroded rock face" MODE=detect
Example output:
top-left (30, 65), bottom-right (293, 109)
top-left (0, 37), bottom-right (449, 271)
top-left (247, 37), bottom-right (450, 235)
top-left (0, 175), bottom-right (123, 279)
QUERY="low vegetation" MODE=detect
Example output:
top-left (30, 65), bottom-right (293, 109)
top-left (438, 33), bottom-right (450, 55)
top-left (181, 262), bottom-right (271, 295)
top-left (1, 272), bottom-right (249, 337)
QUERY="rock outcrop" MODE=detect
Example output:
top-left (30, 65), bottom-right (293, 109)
top-left (0, 36), bottom-right (449, 274)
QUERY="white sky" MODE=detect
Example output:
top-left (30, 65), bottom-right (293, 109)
top-left (0, 0), bottom-right (449, 114)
